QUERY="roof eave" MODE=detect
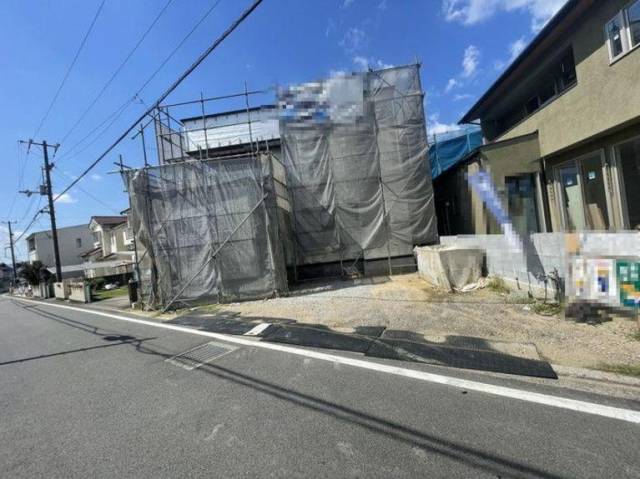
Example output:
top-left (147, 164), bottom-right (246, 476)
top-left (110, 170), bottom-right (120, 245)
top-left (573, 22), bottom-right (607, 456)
top-left (459, 0), bottom-right (584, 125)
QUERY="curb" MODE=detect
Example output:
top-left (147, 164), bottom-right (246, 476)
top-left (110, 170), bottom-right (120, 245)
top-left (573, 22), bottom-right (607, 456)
top-left (7, 294), bottom-right (639, 388)
top-left (552, 364), bottom-right (640, 388)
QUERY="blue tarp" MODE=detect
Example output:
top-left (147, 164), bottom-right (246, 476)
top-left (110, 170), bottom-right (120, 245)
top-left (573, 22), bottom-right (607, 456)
top-left (429, 128), bottom-right (483, 180)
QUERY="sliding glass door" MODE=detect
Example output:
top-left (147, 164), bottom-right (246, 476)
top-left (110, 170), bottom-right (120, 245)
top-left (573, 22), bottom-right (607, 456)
top-left (615, 137), bottom-right (640, 229)
top-left (555, 151), bottom-right (610, 231)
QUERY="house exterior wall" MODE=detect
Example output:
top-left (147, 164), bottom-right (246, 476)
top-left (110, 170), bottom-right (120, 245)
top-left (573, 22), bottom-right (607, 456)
top-left (541, 121), bottom-right (640, 231)
top-left (493, 0), bottom-right (640, 157)
top-left (85, 221), bottom-right (134, 278)
top-left (27, 225), bottom-right (93, 268)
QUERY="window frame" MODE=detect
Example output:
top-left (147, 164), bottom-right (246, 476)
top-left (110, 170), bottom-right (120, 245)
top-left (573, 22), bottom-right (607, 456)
top-left (626, 0), bottom-right (640, 48)
top-left (605, 0), bottom-right (640, 63)
top-left (493, 47), bottom-right (577, 139)
top-left (611, 134), bottom-right (640, 229)
top-left (553, 149), bottom-right (610, 231)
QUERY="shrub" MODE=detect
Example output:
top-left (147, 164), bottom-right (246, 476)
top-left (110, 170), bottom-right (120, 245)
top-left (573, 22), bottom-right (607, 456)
top-left (90, 277), bottom-right (106, 291)
top-left (487, 277), bottom-right (510, 294)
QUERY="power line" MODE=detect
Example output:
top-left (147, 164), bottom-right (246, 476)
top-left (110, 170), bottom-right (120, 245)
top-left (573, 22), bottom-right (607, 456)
top-left (33, 0), bottom-right (107, 138)
top-left (53, 167), bottom-right (121, 215)
top-left (12, 208), bottom-right (45, 245)
top-left (54, 98), bottom-right (135, 163)
top-left (54, 0), bottom-right (223, 166)
top-left (57, 0), bottom-right (176, 149)
top-left (53, 0), bottom-right (264, 203)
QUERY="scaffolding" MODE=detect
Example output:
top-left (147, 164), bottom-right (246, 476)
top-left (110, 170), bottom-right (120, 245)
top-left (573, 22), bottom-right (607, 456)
top-left (124, 153), bottom-right (291, 309)
top-left (124, 63), bottom-right (438, 308)
top-left (279, 63), bottom-right (438, 277)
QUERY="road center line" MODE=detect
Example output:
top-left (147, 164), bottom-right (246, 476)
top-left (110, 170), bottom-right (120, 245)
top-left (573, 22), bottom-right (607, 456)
top-left (10, 297), bottom-right (640, 425)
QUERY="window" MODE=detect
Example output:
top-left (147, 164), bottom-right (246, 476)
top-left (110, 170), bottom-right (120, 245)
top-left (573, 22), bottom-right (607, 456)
top-left (555, 152), bottom-right (610, 231)
top-left (615, 137), bottom-right (640, 229)
top-left (607, 13), bottom-right (627, 59)
top-left (494, 49), bottom-right (576, 137)
top-left (76, 238), bottom-right (82, 248)
top-left (606, 1), bottom-right (640, 61)
top-left (629, 0), bottom-right (640, 47)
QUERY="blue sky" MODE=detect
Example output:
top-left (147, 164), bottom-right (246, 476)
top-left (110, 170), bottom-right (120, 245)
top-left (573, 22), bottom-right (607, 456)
top-left (0, 0), bottom-right (567, 261)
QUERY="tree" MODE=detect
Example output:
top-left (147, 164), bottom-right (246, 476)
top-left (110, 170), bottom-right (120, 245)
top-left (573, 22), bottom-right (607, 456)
top-left (17, 261), bottom-right (52, 286)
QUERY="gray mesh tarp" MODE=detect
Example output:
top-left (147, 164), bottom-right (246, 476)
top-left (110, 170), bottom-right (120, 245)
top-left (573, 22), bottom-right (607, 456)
top-left (125, 154), bottom-right (288, 308)
top-left (278, 64), bottom-right (438, 268)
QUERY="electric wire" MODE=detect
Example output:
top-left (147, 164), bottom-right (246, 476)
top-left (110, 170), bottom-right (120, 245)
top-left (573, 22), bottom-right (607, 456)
top-left (53, 0), bottom-right (263, 204)
top-left (55, 0), bottom-right (224, 165)
top-left (56, 0), bottom-right (176, 151)
top-left (33, 0), bottom-right (107, 138)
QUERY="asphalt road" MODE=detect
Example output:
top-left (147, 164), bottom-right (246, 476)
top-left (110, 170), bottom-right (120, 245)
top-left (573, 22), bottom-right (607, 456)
top-left (1, 296), bottom-right (639, 478)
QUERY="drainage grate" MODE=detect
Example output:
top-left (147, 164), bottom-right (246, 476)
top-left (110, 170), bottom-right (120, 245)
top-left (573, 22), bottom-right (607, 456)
top-left (166, 341), bottom-right (237, 370)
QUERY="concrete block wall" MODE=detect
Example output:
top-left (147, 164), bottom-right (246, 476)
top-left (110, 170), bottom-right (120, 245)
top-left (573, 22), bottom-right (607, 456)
top-left (54, 282), bottom-right (69, 300)
top-left (440, 232), bottom-right (640, 298)
top-left (68, 282), bottom-right (91, 303)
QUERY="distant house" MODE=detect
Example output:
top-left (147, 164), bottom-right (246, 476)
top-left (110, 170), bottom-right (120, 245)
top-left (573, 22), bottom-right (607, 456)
top-left (26, 224), bottom-right (94, 268)
top-left (436, 0), bottom-right (640, 235)
top-left (0, 263), bottom-right (13, 291)
top-left (82, 216), bottom-right (135, 279)
top-left (156, 105), bottom-right (281, 164)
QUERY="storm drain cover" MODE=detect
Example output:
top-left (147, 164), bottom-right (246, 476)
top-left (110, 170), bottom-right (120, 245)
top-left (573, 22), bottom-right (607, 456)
top-left (166, 341), bottom-right (237, 370)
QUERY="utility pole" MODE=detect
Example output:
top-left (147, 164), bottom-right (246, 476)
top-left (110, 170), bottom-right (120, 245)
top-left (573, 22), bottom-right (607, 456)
top-left (19, 139), bottom-right (62, 282)
top-left (1, 220), bottom-right (17, 285)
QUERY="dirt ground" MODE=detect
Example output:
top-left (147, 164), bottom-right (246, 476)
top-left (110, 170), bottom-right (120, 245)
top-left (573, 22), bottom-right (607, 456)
top-left (213, 273), bottom-right (640, 370)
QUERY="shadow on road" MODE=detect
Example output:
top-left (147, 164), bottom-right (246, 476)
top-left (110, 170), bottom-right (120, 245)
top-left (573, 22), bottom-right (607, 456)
top-left (10, 300), bottom-right (564, 479)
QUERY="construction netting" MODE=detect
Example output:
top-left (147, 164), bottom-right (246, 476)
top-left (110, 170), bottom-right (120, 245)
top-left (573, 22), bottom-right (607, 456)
top-left (278, 64), bottom-right (438, 271)
top-left (124, 154), bottom-right (289, 309)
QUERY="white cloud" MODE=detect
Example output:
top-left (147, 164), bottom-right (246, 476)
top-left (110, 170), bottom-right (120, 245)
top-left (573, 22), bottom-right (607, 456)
top-left (453, 93), bottom-right (474, 101)
top-left (375, 59), bottom-right (393, 69)
top-left (54, 193), bottom-right (77, 204)
top-left (90, 173), bottom-right (102, 181)
top-left (494, 36), bottom-right (529, 70)
top-left (339, 27), bottom-right (367, 53)
top-left (342, 0), bottom-right (355, 7)
top-left (445, 78), bottom-right (460, 92)
top-left (353, 56), bottom-right (369, 71)
top-left (428, 113), bottom-right (463, 136)
top-left (509, 36), bottom-right (527, 61)
top-left (329, 69), bottom-right (349, 77)
top-left (352, 56), bottom-right (393, 71)
top-left (442, 0), bottom-right (568, 32)
top-left (443, 45), bottom-right (479, 94)
top-left (461, 45), bottom-right (480, 78)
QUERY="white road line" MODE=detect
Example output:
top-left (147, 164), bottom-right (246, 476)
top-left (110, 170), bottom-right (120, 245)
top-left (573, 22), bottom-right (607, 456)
top-left (244, 322), bottom-right (272, 336)
top-left (10, 297), bottom-right (640, 425)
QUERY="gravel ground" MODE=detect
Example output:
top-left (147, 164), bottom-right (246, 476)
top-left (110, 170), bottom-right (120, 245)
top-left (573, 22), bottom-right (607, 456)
top-left (211, 273), bottom-right (640, 370)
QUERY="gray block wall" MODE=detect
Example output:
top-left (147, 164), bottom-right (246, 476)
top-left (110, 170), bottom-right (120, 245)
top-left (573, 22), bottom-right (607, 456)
top-left (440, 232), bottom-right (640, 298)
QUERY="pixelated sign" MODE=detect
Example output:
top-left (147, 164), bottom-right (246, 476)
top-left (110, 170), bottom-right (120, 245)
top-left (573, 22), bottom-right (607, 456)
top-left (616, 260), bottom-right (640, 308)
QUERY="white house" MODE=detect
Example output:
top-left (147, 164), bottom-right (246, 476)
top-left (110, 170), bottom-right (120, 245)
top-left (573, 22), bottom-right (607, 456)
top-left (26, 224), bottom-right (94, 269)
top-left (82, 216), bottom-right (135, 279)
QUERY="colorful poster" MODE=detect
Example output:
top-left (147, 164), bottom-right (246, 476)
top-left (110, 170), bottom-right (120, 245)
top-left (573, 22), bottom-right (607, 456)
top-left (616, 260), bottom-right (640, 308)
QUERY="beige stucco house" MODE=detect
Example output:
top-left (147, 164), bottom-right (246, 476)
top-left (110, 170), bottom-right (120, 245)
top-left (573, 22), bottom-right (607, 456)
top-left (82, 216), bottom-right (135, 279)
top-left (436, 0), bottom-right (640, 235)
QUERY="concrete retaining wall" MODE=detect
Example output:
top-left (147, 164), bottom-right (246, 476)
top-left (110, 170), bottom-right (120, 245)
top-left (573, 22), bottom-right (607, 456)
top-left (54, 282), bottom-right (69, 300)
top-left (68, 282), bottom-right (91, 303)
top-left (440, 232), bottom-right (640, 298)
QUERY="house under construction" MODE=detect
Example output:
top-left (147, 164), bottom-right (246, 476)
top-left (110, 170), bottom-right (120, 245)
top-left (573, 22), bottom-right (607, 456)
top-left (123, 64), bottom-right (438, 309)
